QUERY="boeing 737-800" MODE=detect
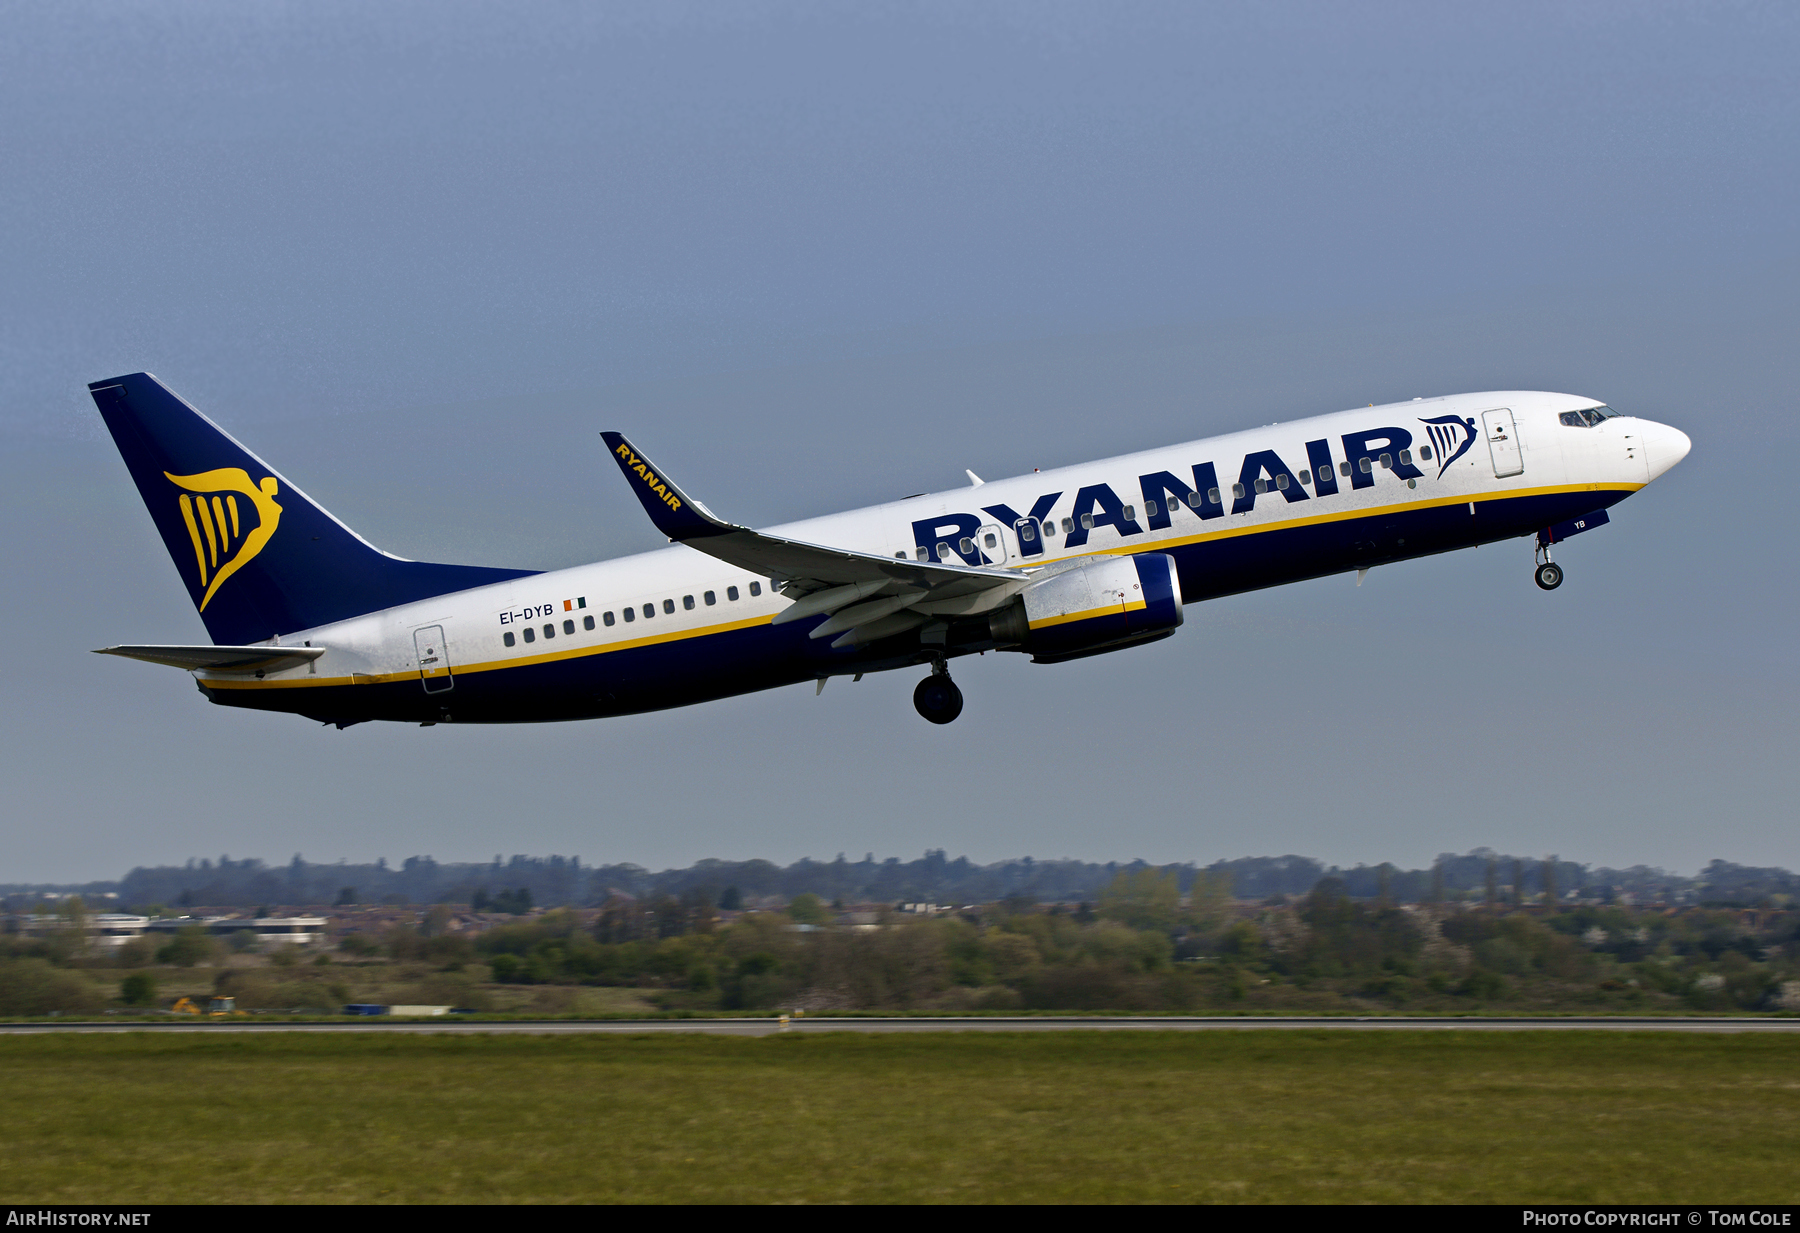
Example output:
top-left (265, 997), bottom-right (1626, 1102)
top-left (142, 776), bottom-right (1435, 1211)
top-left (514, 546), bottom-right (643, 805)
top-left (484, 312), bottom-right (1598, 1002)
top-left (89, 374), bottom-right (1689, 726)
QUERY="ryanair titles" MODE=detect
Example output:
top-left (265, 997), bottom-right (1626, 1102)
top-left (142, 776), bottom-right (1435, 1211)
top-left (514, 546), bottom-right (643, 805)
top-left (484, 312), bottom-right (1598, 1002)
top-left (612, 443), bottom-right (684, 512)
top-left (911, 419), bottom-right (1476, 565)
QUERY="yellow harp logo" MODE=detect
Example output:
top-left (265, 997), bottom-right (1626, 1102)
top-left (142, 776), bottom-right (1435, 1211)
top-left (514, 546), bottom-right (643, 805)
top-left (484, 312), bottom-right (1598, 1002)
top-left (165, 469), bottom-right (283, 611)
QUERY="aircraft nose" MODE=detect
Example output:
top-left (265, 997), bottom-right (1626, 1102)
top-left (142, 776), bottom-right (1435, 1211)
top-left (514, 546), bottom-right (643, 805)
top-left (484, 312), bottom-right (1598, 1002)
top-left (1638, 419), bottom-right (1692, 481)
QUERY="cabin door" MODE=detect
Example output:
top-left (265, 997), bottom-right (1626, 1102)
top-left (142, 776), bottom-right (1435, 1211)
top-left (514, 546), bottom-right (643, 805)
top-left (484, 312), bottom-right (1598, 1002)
top-left (414, 625), bottom-right (454, 693)
top-left (1013, 517), bottom-right (1046, 559)
top-left (1483, 409), bottom-right (1524, 478)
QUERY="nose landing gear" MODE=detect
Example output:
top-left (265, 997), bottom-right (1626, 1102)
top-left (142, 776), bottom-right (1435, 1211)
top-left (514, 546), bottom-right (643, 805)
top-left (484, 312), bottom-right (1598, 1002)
top-left (913, 660), bottom-right (964, 724)
top-left (1534, 542), bottom-right (1564, 591)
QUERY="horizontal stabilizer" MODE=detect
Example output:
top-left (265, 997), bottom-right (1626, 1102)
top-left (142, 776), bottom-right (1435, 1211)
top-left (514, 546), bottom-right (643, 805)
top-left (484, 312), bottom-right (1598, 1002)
top-left (95, 644), bottom-right (326, 673)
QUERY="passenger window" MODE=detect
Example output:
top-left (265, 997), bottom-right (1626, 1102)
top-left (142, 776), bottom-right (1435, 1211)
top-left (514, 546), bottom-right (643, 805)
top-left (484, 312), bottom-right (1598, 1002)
top-left (1419, 445), bottom-right (1433, 460)
top-left (1359, 458), bottom-right (1373, 473)
top-left (604, 611), bottom-right (615, 626)
top-left (937, 541), bottom-right (952, 560)
top-left (503, 631), bottom-right (516, 647)
top-left (1080, 513), bottom-right (1095, 530)
top-left (1061, 517), bottom-right (1073, 533)
top-left (563, 619), bottom-right (575, 635)
top-left (1254, 478), bottom-right (1267, 494)
top-left (1186, 491), bottom-right (1202, 508)
top-left (1299, 470), bottom-right (1312, 485)
top-left (1340, 461), bottom-right (1351, 476)
top-left (644, 603), bottom-right (655, 618)
top-left (623, 608), bottom-right (635, 623)
top-left (727, 586), bottom-right (740, 601)
top-left (1207, 488), bottom-right (1221, 504)
top-left (749, 582), bottom-right (761, 597)
top-left (1145, 499), bottom-right (1158, 517)
top-left (895, 551), bottom-right (906, 559)
top-left (1123, 505), bottom-right (1136, 521)
top-left (704, 591), bottom-right (716, 606)
top-left (958, 537), bottom-right (974, 554)
top-left (523, 627), bottom-right (536, 643)
top-left (583, 615), bottom-right (595, 631)
top-left (543, 624), bottom-right (555, 639)
top-left (1399, 449), bottom-right (1412, 465)
top-left (1379, 453), bottom-right (1393, 469)
top-left (1275, 474), bottom-right (1289, 491)
top-left (1231, 483), bottom-right (1245, 499)
top-left (1020, 521), bottom-right (1037, 542)
top-left (683, 595), bottom-right (695, 611)
top-left (983, 532), bottom-right (997, 549)
top-left (914, 547), bottom-right (928, 560)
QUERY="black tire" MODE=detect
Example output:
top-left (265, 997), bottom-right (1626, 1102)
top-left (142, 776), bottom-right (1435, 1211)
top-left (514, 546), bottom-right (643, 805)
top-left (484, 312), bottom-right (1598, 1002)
top-left (913, 676), bottom-right (964, 724)
top-left (1534, 562), bottom-right (1564, 591)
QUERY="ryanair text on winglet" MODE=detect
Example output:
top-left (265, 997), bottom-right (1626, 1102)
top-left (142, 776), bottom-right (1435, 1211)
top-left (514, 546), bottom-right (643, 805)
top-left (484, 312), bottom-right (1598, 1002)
top-left (614, 444), bottom-right (683, 512)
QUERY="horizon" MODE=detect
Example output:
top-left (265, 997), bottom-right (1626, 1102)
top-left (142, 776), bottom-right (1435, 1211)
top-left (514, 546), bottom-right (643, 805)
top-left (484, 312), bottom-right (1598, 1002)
top-left (7, 848), bottom-right (1792, 909)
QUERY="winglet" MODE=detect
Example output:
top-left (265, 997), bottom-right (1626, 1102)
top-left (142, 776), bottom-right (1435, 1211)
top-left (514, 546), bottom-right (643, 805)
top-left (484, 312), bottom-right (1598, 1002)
top-left (600, 432), bottom-right (734, 541)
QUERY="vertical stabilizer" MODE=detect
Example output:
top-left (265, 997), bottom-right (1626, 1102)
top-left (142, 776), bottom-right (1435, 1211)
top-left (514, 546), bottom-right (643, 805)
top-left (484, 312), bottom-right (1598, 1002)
top-left (90, 373), bottom-right (536, 644)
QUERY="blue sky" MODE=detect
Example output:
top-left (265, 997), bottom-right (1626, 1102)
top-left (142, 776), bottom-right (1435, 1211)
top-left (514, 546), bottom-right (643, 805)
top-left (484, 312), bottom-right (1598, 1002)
top-left (2, 2), bottom-right (1795, 880)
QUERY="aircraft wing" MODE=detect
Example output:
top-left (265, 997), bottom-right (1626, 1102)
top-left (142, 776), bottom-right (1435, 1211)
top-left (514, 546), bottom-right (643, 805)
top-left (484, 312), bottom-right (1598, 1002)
top-left (95, 644), bottom-right (326, 673)
top-left (601, 431), bottom-right (1029, 646)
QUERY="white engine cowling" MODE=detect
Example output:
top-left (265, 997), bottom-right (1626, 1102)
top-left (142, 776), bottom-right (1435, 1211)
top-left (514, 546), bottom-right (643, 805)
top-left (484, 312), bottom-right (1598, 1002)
top-left (990, 553), bottom-right (1184, 663)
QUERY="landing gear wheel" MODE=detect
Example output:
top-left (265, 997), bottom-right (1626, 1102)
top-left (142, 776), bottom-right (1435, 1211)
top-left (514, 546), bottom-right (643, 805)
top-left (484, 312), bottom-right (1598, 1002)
top-left (1534, 562), bottom-right (1564, 591)
top-left (913, 674), bottom-right (964, 724)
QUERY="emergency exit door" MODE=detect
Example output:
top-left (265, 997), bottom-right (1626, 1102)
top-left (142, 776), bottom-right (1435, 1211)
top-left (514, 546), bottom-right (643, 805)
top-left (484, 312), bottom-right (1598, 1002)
top-left (977, 523), bottom-right (1011, 565)
top-left (414, 625), bottom-right (454, 693)
top-left (1483, 409), bottom-right (1524, 478)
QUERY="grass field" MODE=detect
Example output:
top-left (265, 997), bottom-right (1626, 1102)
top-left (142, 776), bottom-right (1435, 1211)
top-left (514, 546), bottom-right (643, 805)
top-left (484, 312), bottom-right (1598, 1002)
top-left (3, 1031), bottom-right (1797, 1203)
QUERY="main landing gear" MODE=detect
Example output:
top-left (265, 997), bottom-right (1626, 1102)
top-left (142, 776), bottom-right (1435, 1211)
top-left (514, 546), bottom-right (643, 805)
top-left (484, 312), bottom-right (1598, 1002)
top-left (913, 660), bottom-right (964, 725)
top-left (1534, 542), bottom-right (1564, 591)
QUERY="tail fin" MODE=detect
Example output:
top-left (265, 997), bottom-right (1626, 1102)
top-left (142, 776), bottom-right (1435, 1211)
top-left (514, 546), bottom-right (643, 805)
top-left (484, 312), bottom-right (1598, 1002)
top-left (90, 373), bottom-right (536, 644)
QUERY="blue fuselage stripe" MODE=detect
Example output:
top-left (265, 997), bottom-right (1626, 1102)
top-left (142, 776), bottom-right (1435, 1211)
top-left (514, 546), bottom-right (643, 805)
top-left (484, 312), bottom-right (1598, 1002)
top-left (207, 486), bottom-right (1630, 725)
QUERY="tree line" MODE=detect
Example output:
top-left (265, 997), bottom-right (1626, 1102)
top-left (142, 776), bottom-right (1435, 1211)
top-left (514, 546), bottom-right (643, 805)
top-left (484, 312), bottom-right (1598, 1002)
top-left (392, 869), bottom-right (1800, 1014)
top-left (6, 850), bottom-right (1793, 913)
top-left (3, 871), bottom-right (1797, 1017)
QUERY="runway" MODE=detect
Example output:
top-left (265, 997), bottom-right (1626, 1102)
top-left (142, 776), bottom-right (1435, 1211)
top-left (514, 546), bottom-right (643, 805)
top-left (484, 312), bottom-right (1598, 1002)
top-left (3, 1015), bottom-right (1797, 1036)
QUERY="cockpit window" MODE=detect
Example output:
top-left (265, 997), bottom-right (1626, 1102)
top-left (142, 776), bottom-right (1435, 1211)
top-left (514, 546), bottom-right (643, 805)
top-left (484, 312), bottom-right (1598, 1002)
top-left (1560, 405), bottom-right (1622, 428)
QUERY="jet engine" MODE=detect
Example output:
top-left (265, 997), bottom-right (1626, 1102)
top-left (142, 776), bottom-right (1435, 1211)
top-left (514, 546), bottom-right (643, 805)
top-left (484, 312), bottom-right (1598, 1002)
top-left (989, 552), bottom-right (1183, 663)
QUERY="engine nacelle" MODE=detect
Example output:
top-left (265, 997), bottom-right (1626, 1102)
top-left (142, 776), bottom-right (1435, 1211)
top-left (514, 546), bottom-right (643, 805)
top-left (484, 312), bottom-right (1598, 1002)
top-left (989, 553), bottom-right (1184, 664)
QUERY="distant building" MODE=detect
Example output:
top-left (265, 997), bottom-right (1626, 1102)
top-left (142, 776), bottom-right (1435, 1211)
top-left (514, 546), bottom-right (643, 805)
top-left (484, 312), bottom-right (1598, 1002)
top-left (3, 913), bottom-right (149, 949)
top-left (144, 916), bottom-right (328, 946)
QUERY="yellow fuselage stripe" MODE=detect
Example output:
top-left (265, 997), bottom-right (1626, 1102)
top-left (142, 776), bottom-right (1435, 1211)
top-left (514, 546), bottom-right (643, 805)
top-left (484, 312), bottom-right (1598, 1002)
top-left (1024, 480), bottom-right (1641, 567)
top-left (205, 481), bottom-right (1635, 690)
top-left (203, 614), bottom-right (776, 689)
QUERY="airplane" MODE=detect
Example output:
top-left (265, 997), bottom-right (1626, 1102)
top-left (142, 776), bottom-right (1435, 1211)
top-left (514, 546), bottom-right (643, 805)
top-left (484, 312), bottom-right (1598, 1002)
top-left (89, 374), bottom-right (1690, 727)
